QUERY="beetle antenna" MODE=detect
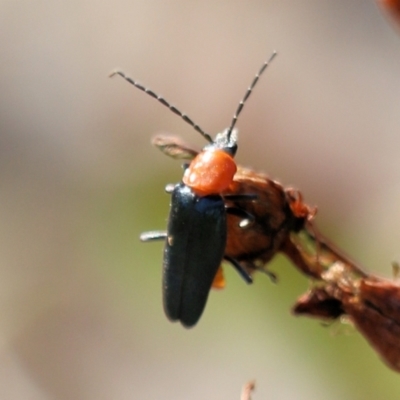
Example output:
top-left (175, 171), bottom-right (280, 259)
top-left (227, 51), bottom-right (277, 139)
top-left (110, 70), bottom-right (213, 143)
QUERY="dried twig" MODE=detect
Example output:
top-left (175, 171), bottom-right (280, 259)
top-left (292, 226), bottom-right (400, 372)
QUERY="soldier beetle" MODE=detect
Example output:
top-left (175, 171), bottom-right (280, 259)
top-left (111, 52), bottom-right (317, 327)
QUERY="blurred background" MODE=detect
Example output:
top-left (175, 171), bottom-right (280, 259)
top-left (1, 1), bottom-right (400, 399)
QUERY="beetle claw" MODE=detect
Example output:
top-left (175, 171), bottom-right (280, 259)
top-left (224, 255), bottom-right (253, 284)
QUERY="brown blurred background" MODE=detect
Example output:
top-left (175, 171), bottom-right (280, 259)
top-left (1, 1), bottom-right (400, 399)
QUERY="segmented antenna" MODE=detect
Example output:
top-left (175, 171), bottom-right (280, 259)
top-left (109, 70), bottom-right (213, 143)
top-left (227, 51), bottom-right (277, 139)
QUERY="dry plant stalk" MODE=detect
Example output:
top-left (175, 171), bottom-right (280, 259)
top-left (291, 225), bottom-right (400, 372)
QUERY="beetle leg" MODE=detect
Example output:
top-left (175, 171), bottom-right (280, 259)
top-left (140, 231), bottom-right (168, 242)
top-left (224, 193), bottom-right (257, 201)
top-left (224, 255), bottom-right (253, 284)
top-left (164, 184), bottom-right (176, 193)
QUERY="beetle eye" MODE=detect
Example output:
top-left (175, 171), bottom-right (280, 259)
top-left (182, 149), bottom-right (237, 196)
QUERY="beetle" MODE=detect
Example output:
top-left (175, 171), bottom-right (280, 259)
top-left (111, 53), bottom-right (277, 327)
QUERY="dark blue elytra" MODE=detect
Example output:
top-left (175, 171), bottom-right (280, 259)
top-left (163, 183), bottom-right (227, 327)
top-left (140, 175), bottom-right (255, 328)
top-left (140, 167), bottom-right (255, 328)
